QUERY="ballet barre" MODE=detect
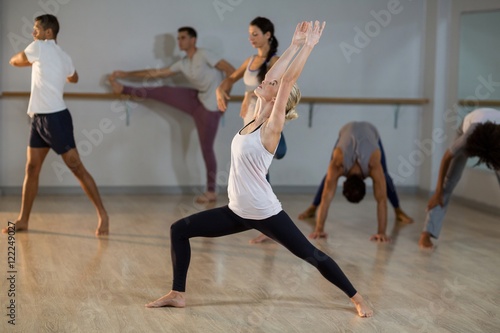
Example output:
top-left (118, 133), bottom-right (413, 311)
top-left (1, 92), bottom-right (431, 128)
top-left (458, 99), bottom-right (500, 107)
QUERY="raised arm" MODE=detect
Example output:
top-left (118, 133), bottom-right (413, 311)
top-left (267, 21), bottom-right (325, 133)
top-left (263, 22), bottom-right (309, 82)
top-left (368, 151), bottom-right (390, 242)
top-left (310, 148), bottom-right (343, 239)
top-left (10, 51), bottom-right (31, 67)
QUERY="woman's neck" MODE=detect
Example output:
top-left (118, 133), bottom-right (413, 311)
top-left (253, 99), bottom-right (273, 123)
top-left (257, 43), bottom-right (271, 58)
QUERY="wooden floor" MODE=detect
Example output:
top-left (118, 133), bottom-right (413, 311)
top-left (0, 193), bottom-right (499, 333)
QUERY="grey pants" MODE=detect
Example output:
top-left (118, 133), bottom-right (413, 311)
top-left (423, 153), bottom-right (500, 238)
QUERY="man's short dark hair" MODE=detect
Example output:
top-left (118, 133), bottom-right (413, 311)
top-left (178, 26), bottom-right (197, 38)
top-left (465, 122), bottom-right (500, 170)
top-left (36, 14), bottom-right (60, 38)
top-left (343, 175), bottom-right (366, 203)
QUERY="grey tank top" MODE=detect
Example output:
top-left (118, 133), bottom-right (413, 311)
top-left (335, 122), bottom-right (380, 177)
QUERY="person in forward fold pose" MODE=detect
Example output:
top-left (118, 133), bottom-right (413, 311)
top-left (145, 21), bottom-right (373, 318)
top-left (109, 26), bottom-right (235, 204)
top-left (419, 108), bottom-right (500, 248)
top-left (303, 121), bottom-right (413, 241)
top-left (2, 14), bottom-right (109, 236)
top-left (216, 16), bottom-right (287, 244)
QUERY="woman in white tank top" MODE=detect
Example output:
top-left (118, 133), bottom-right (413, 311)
top-left (217, 17), bottom-right (288, 243)
top-left (145, 21), bottom-right (373, 319)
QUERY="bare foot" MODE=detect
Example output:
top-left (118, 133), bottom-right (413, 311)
top-left (395, 208), bottom-right (414, 224)
top-left (95, 214), bottom-right (109, 237)
top-left (350, 293), bottom-right (373, 318)
top-left (1, 220), bottom-right (28, 234)
top-left (108, 75), bottom-right (124, 95)
top-left (195, 192), bottom-right (217, 204)
top-left (249, 233), bottom-right (273, 244)
top-left (418, 231), bottom-right (434, 249)
top-left (145, 290), bottom-right (185, 308)
top-left (298, 205), bottom-right (317, 220)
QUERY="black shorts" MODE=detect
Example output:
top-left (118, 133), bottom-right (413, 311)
top-left (29, 109), bottom-right (76, 155)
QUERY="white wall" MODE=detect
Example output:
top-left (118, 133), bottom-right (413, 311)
top-left (0, 0), bottom-right (455, 195)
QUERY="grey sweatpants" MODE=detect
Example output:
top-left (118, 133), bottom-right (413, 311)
top-left (423, 153), bottom-right (500, 238)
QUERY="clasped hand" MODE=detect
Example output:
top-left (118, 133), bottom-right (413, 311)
top-left (291, 21), bottom-right (326, 47)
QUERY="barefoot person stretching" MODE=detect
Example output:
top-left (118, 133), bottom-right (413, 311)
top-left (3, 14), bottom-right (109, 236)
top-left (419, 108), bottom-right (500, 248)
top-left (145, 21), bottom-right (373, 318)
top-left (109, 26), bottom-right (235, 204)
top-left (299, 121), bottom-right (413, 241)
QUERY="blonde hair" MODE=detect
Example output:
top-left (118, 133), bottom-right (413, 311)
top-left (285, 83), bottom-right (301, 121)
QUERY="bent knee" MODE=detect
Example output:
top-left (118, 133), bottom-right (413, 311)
top-left (25, 162), bottom-right (43, 176)
top-left (170, 219), bottom-right (188, 237)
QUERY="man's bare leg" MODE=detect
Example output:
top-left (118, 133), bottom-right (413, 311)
top-left (62, 149), bottom-right (109, 236)
top-left (195, 191), bottom-right (217, 204)
top-left (350, 293), bottom-right (373, 318)
top-left (395, 207), bottom-right (414, 224)
top-left (298, 204), bottom-right (317, 220)
top-left (145, 290), bottom-right (185, 308)
top-left (418, 231), bottom-right (434, 249)
top-left (1, 147), bottom-right (50, 234)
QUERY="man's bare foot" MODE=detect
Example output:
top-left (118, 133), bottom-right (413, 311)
top-left (249, 233), bottom-right (273, 244)
top-left (95, 215), bottom-right (109, 237)
top-left (195, 192), bottom-right (217, 204)
top-left (1, 220), bottom-right (28, 234)
top-left (298, 205), bottom-right (317, 220)
top-left (418, 231), bottom-right (434, 249)
top-left (395, 208), bottom-right (414, 224)
top-left (108, 75), bottom-right (124, 95)
top-left (350, 293), bottom-right (373, 318)
top-left (145, 290), bottom-right (185, 308)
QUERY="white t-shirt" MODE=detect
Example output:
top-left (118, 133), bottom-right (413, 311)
top-left (169, 48), bottom-right (222, 111)
top-left (450, 108), bottom-right (500, 155)
top-left (228, 123), bottom-right (282, 219)
top-left (24, 39), bottom-right (75, 117)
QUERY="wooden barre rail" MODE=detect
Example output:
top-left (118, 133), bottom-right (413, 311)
top-left (0, 91), bottom-right (429, 105)
top-left (458, 99), bottom-right (500, 107)
top-left (3, 91), bottom-right (498, 106)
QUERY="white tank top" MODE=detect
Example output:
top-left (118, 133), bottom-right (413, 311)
top-left (243, 56), bottom-right (261, 115)
top-left (228, 122), bottom-right (282, 219)
top-left (243, 56), bottom-right (261, 92)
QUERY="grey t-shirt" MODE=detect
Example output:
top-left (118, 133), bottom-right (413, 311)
top-left (335, 121), bottom-right (380, 177)
top-left (169, 48), bottom-right (222, 111)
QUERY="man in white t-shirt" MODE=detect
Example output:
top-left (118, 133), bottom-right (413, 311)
top-left (109, 27), bottom-right (235, 204)
top-left (419, 108), bottom-right (500, 248)
top-left (2, 14), bottom-right (109, 237)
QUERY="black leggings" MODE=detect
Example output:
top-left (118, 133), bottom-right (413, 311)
top-left (170, 205), bottom-right (357, 298)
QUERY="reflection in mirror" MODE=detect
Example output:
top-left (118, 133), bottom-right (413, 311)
top-left (457, 10), bottom-right (500, 169)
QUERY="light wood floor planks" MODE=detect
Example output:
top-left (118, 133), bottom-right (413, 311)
top-left (0, 193), bottom-right (499, 333)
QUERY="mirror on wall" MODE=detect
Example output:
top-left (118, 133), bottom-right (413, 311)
top-left (457, 10), bottom-right (500, 169)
